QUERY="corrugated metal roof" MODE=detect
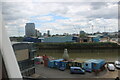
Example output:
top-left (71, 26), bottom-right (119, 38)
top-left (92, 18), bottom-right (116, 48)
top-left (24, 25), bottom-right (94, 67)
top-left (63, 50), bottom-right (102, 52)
top-left (85, 59), bottom-right (105, 64)
top-left (85, 59), bottom-right (97, 63)
top-left (44, 36), bottom-right (74, 42)
top-left (11, 42), bottom-right (33, 45)
top-left (93, 59), bottom-right (105, 63)
top-left (51, 59), bottom-right (64, 62)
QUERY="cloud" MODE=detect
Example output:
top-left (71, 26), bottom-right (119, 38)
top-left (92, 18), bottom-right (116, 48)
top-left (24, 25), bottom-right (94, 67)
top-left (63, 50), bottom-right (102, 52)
top-left (90, 2), bottom-right (107, 10)
top-left (36, 16), bottom-right (53, 21)
top-left (2, 2), bottom-right (118, 36)
top-left (87, 3), bottom-right (118, 19)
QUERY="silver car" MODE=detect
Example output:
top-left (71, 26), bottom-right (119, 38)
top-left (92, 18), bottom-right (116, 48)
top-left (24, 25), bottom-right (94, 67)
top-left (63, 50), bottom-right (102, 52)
top-left (107, 64), bottom-right (115, 71)
top-left (115, 61), bottom-right (120, 69)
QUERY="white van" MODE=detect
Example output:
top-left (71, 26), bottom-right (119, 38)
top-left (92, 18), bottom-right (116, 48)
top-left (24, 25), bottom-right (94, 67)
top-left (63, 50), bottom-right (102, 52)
top-left (115, 61), bottom-right (120, 69)
top-left (107, 64), bottom-right (115, 71)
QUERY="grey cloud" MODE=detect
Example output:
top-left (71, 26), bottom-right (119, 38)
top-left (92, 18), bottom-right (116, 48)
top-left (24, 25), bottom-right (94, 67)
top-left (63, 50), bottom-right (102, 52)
top-left (87, 2), bottom-right (117, 19)
top-left (87, 11), bottom-right (118, 19)
top-left (2, 2), bottom-right (32, 22)
top-left (90, 2), bottom-right (107, 10)
top-left (1, 2), bottom-right (118, 36)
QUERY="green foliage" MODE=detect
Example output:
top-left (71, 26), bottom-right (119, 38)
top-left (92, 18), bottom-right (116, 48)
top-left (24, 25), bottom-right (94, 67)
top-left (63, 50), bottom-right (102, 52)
top-left (34, 42), bottom-right (120, 50)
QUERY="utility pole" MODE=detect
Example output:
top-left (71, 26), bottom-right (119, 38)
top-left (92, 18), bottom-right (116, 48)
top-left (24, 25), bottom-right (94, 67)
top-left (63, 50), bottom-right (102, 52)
top-left (18, 27), bottom-right (20, 37)
top-left (104, 26), bottom-right (105, 32)
top-left (92, 25), bottom-right (94, 35)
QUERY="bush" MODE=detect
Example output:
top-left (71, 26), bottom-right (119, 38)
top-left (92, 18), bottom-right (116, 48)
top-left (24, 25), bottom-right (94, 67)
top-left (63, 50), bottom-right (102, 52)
top-left (34, 42), bottom-right (120, 50)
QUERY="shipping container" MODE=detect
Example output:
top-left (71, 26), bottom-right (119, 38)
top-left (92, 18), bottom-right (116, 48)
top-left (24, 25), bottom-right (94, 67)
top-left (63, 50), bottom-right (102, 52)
top-left (48, 60), bottom-right (55, 68)
top-left (92, 59), bottom-right (105, 70)
top-left (83, 59), bottom-right (105, 72)
top-left (48, 59), bottom-right (64, 68)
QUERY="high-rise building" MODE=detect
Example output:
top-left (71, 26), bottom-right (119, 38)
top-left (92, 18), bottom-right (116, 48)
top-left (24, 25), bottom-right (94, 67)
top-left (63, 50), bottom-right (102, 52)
top-left (43, 33), bottom-right (47, 37)
top-left (80, 31), bottom-right (86, 35)
top-left (47, 30), bottom-right (50, 37)
top-left (25, 23), bottom-right (35, 37)
top-left (35, 29), bottom-right (40, 37)
top-left (39, 32), bottom-right (42, 37)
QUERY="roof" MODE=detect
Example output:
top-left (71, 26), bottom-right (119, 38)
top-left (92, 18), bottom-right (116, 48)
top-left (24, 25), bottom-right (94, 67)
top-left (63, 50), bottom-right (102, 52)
top-left (11, 42), bottom-right (33, 45)
top-left (44, 36), bottom-right (74, 43)
top-left (51, 59), bottom-right (64, 62)
top-left (115, 61), bottom-right (120, 64)
top-left (87, 35), bottom-right (97, 38)
top-left (93, 59), bottom-right (105, 64)
top-left (85, 59), bottom-right (105, 64)
top-left (73, 59), bottom-right (87, 63)
top-left (108, 64), bottom-right (114, 67)
top-left (70, 67), bottom-right (81, 69)
top-left (88, 34), bottom-right (103, 38)
top-left (85, 59), bottom-right (97, 63)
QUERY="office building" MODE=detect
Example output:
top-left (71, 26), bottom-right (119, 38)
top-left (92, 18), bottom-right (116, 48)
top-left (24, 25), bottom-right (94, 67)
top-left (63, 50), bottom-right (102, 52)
top-left (47, 30), bottom-right (50, 37)
top-left (25, 23), bottom-right (35, 37)
top-left (35, 29), bottom-right (40, 37)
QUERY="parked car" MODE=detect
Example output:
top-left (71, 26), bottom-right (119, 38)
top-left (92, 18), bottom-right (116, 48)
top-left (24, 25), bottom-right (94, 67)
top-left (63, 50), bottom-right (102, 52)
top-left (34, 56), bottom-right (43, 64)
top-left (59, 66), bottom-right (66, 71)
top-left (70, 67), bottom-right (85, 74)
top-left (107, 64), bottom-right (115, 71)
top-left (114, 61), bottom-right (120, 69)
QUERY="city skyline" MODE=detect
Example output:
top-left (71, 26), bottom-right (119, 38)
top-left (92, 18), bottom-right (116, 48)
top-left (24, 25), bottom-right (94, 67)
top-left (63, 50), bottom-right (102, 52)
top-left (2, 1), bottom-right (118, 37)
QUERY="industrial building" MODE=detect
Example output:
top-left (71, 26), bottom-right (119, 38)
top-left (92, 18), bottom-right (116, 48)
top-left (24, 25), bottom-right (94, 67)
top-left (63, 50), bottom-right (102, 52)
top-left (43, 36), bottom-right (78, 43)
top-left (12, 42), bottom-right (36, 77)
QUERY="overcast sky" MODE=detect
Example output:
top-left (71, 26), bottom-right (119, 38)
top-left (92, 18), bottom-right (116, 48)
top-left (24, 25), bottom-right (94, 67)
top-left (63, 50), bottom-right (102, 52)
top-left (2, 0), bottom-right (119, 36)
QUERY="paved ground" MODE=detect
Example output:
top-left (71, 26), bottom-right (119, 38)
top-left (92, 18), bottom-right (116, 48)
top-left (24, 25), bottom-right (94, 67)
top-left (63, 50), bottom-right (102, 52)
top-left (35, 64), bottom-right (119, 79)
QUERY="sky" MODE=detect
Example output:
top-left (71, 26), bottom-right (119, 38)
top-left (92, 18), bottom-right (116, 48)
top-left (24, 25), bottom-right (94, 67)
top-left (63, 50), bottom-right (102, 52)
top-left (1, 0), bottom-right (119, 37)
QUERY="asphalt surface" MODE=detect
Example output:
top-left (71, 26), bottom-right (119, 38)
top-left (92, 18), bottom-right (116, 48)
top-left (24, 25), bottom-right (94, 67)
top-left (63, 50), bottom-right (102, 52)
top-left (35, 64), bottom-right (119, 79)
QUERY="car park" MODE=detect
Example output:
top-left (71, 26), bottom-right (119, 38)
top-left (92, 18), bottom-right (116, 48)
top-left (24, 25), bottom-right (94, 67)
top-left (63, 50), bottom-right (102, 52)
top-left (107, 64), bottom-right (115, 71)
top-left (114, 61), bottom-right (120, 69)
top-left (70, 67), bottom-right (85, 74)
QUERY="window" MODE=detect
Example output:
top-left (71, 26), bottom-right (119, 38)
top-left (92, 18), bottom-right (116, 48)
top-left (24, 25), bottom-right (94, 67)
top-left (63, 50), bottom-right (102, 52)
top-left (86, 64), bottom-right (88, 66)
top-left (74, 69), bottom-right (80, 71)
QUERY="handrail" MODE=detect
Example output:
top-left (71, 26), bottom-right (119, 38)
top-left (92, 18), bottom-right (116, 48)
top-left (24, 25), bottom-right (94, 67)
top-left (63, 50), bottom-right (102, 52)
top-left (0, 17), bottom-right (22, 79)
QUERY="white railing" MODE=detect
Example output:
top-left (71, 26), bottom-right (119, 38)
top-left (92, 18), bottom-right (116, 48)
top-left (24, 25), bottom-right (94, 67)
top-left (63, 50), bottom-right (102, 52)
top-left (0, 17), bottom-right (22, 79)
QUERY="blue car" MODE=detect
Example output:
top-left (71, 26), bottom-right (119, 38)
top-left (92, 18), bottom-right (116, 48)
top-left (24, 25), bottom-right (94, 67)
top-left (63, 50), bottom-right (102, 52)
top-left (70, 67), bottom-right (85, 74)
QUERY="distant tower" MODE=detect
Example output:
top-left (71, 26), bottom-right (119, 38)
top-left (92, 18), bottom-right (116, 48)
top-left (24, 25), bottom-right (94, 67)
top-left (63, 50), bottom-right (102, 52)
top-left (35, 29), bottom-right (40, 37)
top-left (39, 32), bottom-right (42, 37)
top-left (79, 31), bottom-right (85, 35)
top-left (47, 30), bottom-right (50, 37)
top-left (43, 33), bottom-right (47, 37)
top-left (79, 30), bottom-right (86, 38)
top-left (25, 23), bottom-right (35, 37)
